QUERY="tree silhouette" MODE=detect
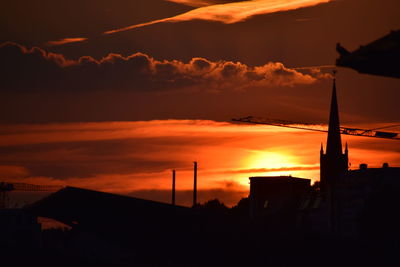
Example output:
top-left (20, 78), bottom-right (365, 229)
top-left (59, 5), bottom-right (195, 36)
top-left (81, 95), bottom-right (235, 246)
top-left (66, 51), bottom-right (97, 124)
top-left (197, 198), bottom-right (228, 214)
top-left (230, 197), bottom-right (249, 218)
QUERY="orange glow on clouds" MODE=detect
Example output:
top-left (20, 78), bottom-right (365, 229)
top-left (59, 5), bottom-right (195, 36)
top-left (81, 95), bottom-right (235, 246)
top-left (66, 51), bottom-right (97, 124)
top-left (1, 120), bottom-right (398, 206)
top-left (4, 42), bottom-right (326, 91)
top-left (104, 0), bottom-right (331, 34)
top-left (46, 37), bottom-right (87, 46)
top-left (166, 0), bottom-right (214, 7)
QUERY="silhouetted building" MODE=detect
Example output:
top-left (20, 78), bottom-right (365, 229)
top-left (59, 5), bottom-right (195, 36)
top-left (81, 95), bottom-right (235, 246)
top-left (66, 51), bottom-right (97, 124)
top-left (26, 187), bottom-right (197, 264)
top-left (27, 186), bottom-right (195, 231)
top-left (336, 30), bottom-right (400, 79)
top-left (26, 186), bottom-right (240, 266)
top-left (346, 163), bottom-right (400, 184)
top-left (338, 164), bottom-right (400, 238)
top-left (304, 78), bottom-right (400, 238)
top-left (320, 78), bottom-right (348, 194)
top-left (249, 176), bottom-right (310, 219)
top-left (316, 78), bottom-right (400, 237)
top-left (0, 208), bottom-right (42, 248)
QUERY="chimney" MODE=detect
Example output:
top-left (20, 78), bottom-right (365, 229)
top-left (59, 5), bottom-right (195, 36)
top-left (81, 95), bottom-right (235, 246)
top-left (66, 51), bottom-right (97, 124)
top-left (172, 169), bottom-right (176, 206)
top-left (360, 163), bottom-right (368, 170)
top-left (193, 161), bottom-right (197, 207)
top-left (383, 163), bottom-right (389, 168)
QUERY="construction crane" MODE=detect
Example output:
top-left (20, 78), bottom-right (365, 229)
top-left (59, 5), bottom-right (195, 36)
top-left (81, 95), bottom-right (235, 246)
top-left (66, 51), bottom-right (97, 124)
top-left (232, 116), bottom-right (400, 140)
top-left (0, 182), bottom-right (63, 209)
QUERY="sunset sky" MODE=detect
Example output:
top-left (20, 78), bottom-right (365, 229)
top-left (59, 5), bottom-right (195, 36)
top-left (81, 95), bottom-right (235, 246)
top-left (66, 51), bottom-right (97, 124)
top-left (1, 0), bottom-right (399, 206)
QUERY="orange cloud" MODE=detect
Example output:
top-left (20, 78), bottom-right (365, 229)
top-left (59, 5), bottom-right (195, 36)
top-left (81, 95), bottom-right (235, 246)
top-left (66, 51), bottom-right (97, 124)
top-left (166, 0), bottom-right (242, 7)
top-left (46, 37), bottom-right (87, 46)
top-left (1, 119), bottom-right (398, 207)
top-left (166, 0), bottom-right (213, 7)
top-left (0, 165), bottom-right (29, 178)
top-left (104, 0), bottom-right (331, 34)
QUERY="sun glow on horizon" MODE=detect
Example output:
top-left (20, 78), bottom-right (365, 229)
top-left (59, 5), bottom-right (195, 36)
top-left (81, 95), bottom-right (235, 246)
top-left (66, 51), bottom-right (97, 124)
top-left (0, 120), bottom-right (398, 206)
top-left (244, 151), bottom-right (297, 172)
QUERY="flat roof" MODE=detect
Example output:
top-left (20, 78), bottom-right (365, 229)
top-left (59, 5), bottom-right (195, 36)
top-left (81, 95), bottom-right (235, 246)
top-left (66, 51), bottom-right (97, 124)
top-left (249, 176), bottom-right (310, 181)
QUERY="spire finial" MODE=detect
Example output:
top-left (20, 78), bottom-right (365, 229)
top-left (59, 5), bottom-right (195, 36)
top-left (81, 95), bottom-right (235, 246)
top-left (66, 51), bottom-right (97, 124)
top-left (332, 70), bottom-right (337, 91)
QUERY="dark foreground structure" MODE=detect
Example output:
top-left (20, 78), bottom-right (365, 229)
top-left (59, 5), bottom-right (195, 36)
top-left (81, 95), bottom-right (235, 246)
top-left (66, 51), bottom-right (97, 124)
top-left (249, 176), bottom-right (310, 219)
top-left (336, 30), bottom-right (400, 79)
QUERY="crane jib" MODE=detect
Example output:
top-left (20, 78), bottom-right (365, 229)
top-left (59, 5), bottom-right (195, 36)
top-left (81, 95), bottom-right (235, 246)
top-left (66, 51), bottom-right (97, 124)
top-left (232, 117), bottom-right (400, 141)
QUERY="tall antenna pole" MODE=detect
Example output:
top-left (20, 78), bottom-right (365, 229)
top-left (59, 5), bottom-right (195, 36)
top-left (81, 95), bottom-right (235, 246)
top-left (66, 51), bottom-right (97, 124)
top-left (172, 169), bottom-right (176, 206)
top-left (193, 161), bottom-right (197, 207)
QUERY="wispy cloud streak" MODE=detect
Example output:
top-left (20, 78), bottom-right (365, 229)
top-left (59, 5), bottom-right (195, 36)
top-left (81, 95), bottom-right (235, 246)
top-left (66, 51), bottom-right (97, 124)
top-left (166, 0), bottom-right (247, 8)
top-left (104, 0), bottom-right (331, 34)
top-left (46, 37), bottom-right (87, 46)
top-left (166, 0), bottom-right (214, 7)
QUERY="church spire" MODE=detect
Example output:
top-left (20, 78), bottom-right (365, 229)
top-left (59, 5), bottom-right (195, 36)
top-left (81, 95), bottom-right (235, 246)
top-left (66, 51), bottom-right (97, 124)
top-left (326, 76), bottom-right (343, 155)
top-left (320, 74), bottom-right (348, 193)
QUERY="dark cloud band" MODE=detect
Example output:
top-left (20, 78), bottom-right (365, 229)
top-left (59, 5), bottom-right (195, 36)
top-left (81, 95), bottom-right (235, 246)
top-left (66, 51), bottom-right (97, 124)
top-left (0, 42), bottom-right (328, 93)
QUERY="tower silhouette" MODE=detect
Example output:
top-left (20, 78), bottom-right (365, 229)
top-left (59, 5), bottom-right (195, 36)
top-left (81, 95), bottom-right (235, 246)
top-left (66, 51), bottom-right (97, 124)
top-left (320, 77), bottom-right (348, 193)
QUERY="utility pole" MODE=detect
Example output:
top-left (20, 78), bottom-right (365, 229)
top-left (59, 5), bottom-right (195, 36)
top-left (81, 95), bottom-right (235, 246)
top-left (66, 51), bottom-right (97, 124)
top-left (193, 161), bottom-right (197, 207)
top-left (172, 169), bottom-right (176, 206)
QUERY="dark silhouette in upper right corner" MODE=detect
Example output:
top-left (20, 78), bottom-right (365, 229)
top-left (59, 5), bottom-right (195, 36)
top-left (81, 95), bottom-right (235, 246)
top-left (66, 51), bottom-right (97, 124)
top-left (336, 30), bottom-right (400, 79)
